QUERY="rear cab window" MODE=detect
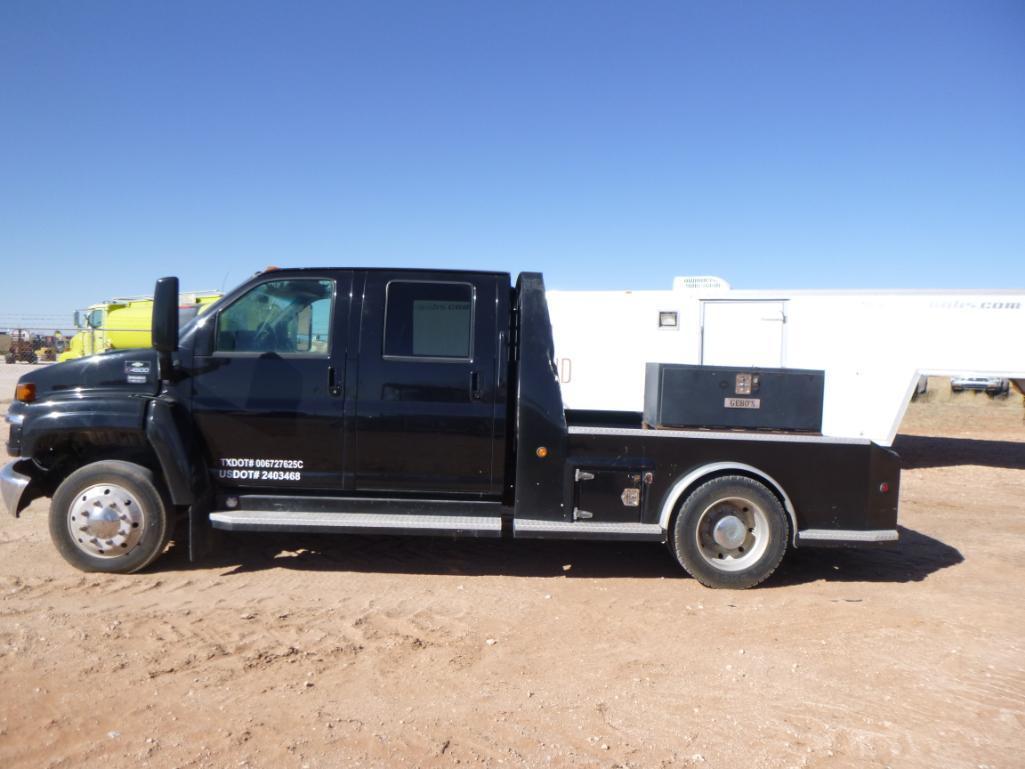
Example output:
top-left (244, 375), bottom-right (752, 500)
top-left (383, 281), bottom-right (475, 361)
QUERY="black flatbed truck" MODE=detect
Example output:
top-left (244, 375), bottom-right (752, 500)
top-left (2, 268), bottom-right (901, 588)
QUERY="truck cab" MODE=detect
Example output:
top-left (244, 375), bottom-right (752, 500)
top-left (184, 268), bottom-right (510, 496)
top-left (3, 268), bottom-right (901, 589)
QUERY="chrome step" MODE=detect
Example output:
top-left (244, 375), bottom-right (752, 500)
top-left (513, 518), bottom-right (664, 541)
top-left (209, 510), bottom-right (503, 537)
top-left (797, 528), bottom-right (899, 543)
top-left (235, 494), bottom-right (508, 517)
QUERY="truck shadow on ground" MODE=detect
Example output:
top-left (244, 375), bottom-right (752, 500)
top-left (768, 526), bottom-right (963, 588)
top-left (159, 525), bottom-right (962, 587)
top-left (894, 434), bottom-right (1025, 470)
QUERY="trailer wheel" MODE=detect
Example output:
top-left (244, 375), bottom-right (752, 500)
top-left (49, 461), bottom-right (174, 574)
top-left (671, 475), bottom-right (788, 589)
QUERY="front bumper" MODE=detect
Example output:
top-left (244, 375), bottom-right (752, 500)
top-left (1, 460), bottom-right (33, 517)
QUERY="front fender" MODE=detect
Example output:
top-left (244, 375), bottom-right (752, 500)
top-left (145, 398), bottom-right (199, 506)
top-left (19, 396), bottom-right (149, 456)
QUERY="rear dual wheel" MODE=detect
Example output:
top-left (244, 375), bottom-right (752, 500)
top-left (671, 475), bottom-right (789, 589)
top-left (49, 460), bottom-right (173, 573)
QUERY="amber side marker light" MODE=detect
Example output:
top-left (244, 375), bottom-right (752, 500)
top-left (15, 383), bottom-right (36, 403)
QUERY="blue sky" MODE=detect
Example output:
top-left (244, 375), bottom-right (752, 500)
top-left (1, 1), bottom-right (1023, 325)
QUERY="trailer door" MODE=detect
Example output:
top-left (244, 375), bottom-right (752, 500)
top-left (701, 300), bottom-right (787, 367)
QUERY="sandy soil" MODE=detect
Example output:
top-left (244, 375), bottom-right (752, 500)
top-left (1, 366), bottom-right (1023, 769)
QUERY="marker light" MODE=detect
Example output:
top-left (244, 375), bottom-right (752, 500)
top-left (15, 383), bottom-right (36, 403)
top-left (536, 446), bottom-right (548, 458)
top-left (879, 482), bottom-right (890, 494)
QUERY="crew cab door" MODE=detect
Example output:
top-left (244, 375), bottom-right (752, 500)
top-left (353, 271), bottom-right (505, 496)
top-left (189, 272), bottom-right (352, 490)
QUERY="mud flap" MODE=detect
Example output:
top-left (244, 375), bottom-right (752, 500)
top-left (188, 489), bottom-right (222, 562)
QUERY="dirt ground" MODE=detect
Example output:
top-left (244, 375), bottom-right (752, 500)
top-left (1, 365), bottom-right (1023, 769)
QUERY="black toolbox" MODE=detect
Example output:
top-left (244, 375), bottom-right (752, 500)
top-left (643, 362), bottom-right (825, 432)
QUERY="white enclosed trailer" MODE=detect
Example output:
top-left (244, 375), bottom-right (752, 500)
top-left (546, 278), bottom-right (1025, 446)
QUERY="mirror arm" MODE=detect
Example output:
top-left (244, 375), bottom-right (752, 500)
top-left (158, 351), bottom-right (175, 381)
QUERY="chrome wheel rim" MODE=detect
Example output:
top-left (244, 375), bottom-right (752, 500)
top-left (695, 496), bottom-right (771, 572)
top-left (67, 483), bottom-right (145, 558)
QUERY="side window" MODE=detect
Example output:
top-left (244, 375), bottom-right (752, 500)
top-left (384, 281), bottom-right (474, 359)
top-left (215, 279), bottom-right (333, 354)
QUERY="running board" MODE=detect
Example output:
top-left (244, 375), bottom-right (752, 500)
top-left (797, 528), bottom-right (899, 544)
top-left (232, 494), bottom-right (508, 517)
top-left (209, 510), bottom-right (503, 537)
top-left (513, 519), bottom-right (664, 541)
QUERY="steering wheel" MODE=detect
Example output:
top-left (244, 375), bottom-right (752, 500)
top-left (253, 319), bottom-right (282, 352)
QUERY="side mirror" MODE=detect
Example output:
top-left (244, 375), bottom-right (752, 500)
top-left (152, 277), bottom-right (179, 380)
top-left (73, 310), bottom-right (80, 328)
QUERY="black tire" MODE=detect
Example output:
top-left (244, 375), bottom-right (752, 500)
top-left (49, 460), bottom-right (173, 573)
top-left (671, 475), bottom-right (789, 589)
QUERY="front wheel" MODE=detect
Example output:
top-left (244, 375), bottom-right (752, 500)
top-left (671, 475), bottom-right (789, 589)
top-left (49, 460), bottom-right (174, 573)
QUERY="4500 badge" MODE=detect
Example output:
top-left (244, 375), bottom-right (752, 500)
top-left (218, 457), bottom-right (304, 481)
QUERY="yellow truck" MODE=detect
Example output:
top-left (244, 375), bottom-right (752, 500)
top-left (59, 291), bottom-right (221, 361)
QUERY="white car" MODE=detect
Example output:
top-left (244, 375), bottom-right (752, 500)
top-left (950, 376), bottom-right (1009, 395)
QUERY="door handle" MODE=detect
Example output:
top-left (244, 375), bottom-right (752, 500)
top-left (328, 365), bottom-right (343, 398)
top-left (469, 370), bottom-right (483, 400)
